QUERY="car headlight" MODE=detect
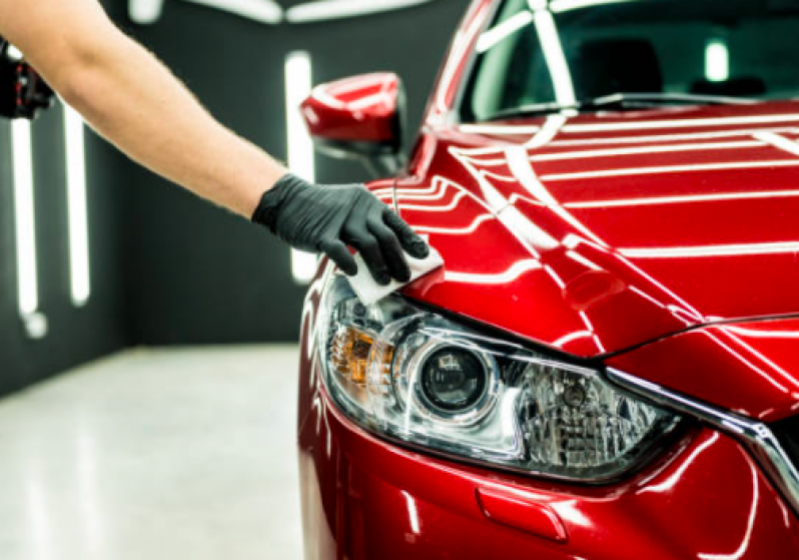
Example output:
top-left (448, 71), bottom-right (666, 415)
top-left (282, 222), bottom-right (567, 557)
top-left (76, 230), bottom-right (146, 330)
top-left (318, 274), bottom-right (683, 482)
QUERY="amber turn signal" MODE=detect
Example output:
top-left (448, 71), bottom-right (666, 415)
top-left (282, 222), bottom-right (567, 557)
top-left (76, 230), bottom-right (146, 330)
top-left (330, 326), bottom-right (375, 385)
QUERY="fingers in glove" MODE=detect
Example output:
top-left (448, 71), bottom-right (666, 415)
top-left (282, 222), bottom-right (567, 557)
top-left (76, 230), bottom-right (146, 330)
top-left (368, 215), bottom-right (411, 283)
top-left (344, 199), bottom-right (392, 285)
top-left (383, 210), bottom-right (430, 259)
top-left (350, 232), bottom-right (392, 285)
top-left (321, 240), bottom-right (358, 276)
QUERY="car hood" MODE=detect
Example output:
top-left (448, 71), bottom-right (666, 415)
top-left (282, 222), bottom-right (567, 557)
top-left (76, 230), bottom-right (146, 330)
top-left (606, 316), bottom-right (799, 422)
top-left (395, 100), bottom-right (799, 357)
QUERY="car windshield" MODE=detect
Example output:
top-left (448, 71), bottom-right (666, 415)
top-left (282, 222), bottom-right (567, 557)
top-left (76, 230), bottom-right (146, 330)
top-left (461, 0), bottom-right (799, 122)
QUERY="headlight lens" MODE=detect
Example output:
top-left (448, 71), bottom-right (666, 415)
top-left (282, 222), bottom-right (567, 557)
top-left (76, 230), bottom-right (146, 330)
top-left (319, 275), bottom-right (682, 481)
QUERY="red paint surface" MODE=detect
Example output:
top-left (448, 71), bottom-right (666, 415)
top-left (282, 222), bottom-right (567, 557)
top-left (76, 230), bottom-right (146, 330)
top-left (608, 317), bottom-right (799, 423)
top-left (399, 100), bottom-right (799, 357)
top-left (297, 0), bottom-right (799, 556)
top-left (298, 277), bottom-right (799, 558)
top-left (301, 72), bottom-right (400, 144)
top-left (296, 357), bottom-right (799, 559)
top-left (476, 487), bottom-right (568, 542)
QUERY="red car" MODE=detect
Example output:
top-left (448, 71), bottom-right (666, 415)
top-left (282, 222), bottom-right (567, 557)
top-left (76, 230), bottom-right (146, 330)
top-left (296, 1), bottom-right (799, 558)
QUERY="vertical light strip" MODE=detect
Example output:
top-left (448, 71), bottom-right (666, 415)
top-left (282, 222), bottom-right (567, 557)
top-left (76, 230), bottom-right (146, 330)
top-left (705, 40), bottom-right (729, 83)
top-left (284, 50), bottom-right (318, 284)
top-left (531, 3), bottom-right (577, 106)
top-left (12, 119), bottom-right (39, 317)
top-left (64, 105), bottom-right (91, 307)
top-left (128, 0), bottom-right (166, 24)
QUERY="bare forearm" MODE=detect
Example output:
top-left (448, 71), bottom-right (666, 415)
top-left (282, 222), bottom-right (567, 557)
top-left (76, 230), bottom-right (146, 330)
top-left (0, 0), bottom-right (429, 284)
top-left (58, 34), bottom-right (285, 216)
top-left (0, 0), bottom-right (285, 217)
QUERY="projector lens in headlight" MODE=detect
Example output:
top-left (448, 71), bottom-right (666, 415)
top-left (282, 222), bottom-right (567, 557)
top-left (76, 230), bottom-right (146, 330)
top-left (318, 274), bottom-right (682, 482)
top-left (420, 347), bottom-right (489, 413)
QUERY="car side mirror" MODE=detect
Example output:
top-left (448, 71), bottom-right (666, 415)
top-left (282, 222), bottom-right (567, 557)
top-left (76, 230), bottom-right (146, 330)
top-left (301, 72), bottom-right (406, 177)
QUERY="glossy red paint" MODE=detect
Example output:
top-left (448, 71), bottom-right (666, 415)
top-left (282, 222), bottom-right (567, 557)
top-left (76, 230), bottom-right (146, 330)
top-left (607, 317), bottom-right (799, 423)
top-left (301, 72), bottom-right (401, 145)
top-left (476, 487), bottom-right (568, 543)
top-left (297, 0), bottom-right (799, 557)
top-left (297, 263), bottom-right (799, 558)
top-left (296, 357), bottom-right (799, 559)
top-left (399, 100), bottom-right (799, 357)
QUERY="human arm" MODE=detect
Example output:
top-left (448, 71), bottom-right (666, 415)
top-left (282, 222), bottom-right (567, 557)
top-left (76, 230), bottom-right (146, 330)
top-left (0, 0), bottom-right (428, 281)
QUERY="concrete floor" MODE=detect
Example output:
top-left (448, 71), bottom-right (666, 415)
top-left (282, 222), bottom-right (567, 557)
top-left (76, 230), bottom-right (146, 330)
top-left (0, 346), bottom-right (303, 560)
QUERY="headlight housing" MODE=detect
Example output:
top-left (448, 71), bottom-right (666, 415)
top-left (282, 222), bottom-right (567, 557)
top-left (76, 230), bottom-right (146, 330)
top-left (318, 274), bottom-right (682, 482)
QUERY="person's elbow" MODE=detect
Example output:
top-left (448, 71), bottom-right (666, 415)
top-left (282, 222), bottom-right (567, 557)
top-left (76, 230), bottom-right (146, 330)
top-left (47, 28), bottom-right (129, 115)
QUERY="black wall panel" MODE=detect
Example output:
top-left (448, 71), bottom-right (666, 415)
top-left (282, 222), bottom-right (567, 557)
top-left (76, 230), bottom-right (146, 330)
top-left (0, 0), bottom-right (467, 397)
top-left (117, 0), bottom-right (466, 345)
top-left (0, 0), bottom-right (131, 396)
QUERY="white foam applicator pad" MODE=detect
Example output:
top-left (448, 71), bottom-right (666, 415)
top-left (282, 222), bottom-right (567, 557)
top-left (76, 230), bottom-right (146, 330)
top-left (346, 247), bottom-right (444, 305)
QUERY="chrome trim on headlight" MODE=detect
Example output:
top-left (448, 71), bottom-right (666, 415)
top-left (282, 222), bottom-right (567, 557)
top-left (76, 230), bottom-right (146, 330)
top-left (607, 368), bottom-right (799, 518)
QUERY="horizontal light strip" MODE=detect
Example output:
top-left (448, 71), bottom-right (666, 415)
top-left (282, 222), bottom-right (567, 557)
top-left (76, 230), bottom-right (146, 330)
top-left (286, 0), bottom-right (433, 23)
top-left (393, 181), bottom-right (452, 202)
top-left (374, 181), bottom-right (442, 198)
top-left (400, 190), bottom-right (468, 212)
top-left (459, 124), bottom-right (542, 136)
top-left (185, 0), bottom-right (282, 24)
top-left (531, 140), bottom-right (762, 162)
top-left (12, 120), bottom-right (39, 317)
top-left (563, 114), bottom-right (799, 133)
top-left (285, 50), bottom-right (318, 285)
top-left (460, 124), bottom-right (799, 143)
top-left (415, 214), bottom-right (493, 235)
top-left (541, 160), bottom-right (799, 182)
top-left (549, 127), bottom-right (799, 147)
top-left (64, 105), bottom-right (91, 307)
top-left (723, 326), bottom-right (799, 339)
top-left (620, 241), bottom-right (799, 259)
top-left (565, 189), bottom-right (799, 209)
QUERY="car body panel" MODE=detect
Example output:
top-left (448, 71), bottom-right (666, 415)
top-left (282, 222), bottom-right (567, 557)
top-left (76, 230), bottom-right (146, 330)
top-left (607, 317), bottom-right (799, 423)
top-left (297, 0), bottom-right (799, 557)
top-left (393, 101), bottom-right (799, 358)
top-left (301, 73), bottom-right (401, 144)
top-left (296, 348), bottom-right (799, 560)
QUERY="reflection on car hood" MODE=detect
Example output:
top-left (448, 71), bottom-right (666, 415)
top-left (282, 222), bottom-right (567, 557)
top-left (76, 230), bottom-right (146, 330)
top-left (392, 100), bottom-right (799, 357)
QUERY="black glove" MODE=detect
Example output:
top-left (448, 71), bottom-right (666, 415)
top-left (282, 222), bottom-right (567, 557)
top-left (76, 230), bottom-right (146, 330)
top-left (253, 174), bottom-right (430, 285)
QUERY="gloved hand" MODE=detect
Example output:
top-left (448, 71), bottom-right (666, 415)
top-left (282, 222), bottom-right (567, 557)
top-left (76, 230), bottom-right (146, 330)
top-left (253, 173), bottom-right (429, 285)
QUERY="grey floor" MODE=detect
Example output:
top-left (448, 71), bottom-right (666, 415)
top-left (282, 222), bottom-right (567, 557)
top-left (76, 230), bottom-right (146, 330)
top-left (0, 346), bottom-right (303, 560)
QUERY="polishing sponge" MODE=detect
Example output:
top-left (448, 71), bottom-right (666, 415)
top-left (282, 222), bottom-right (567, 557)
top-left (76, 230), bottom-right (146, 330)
top-left (346, 247), bottom-right (444, 305)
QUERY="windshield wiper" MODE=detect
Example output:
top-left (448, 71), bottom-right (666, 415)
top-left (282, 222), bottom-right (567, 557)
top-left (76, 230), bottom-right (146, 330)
top-left (484, 101), bottom-right (578, 121)
top-left (484, 92), bottom-right (756, 122)
top-left (589, 92), bottom-right (756, 108)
